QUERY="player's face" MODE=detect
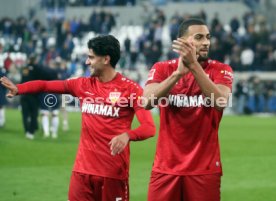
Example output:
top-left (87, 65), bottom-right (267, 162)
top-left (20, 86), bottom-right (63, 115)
top-left (186, 25), bottom-right (211, 61)
top-left (85, 49), bottom-right (105, 77)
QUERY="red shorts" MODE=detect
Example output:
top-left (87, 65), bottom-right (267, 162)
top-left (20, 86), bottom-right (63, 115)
top-left (148, 171), bottom-right (221, 201)
top-left (68, 171), bottom-right (129, 201)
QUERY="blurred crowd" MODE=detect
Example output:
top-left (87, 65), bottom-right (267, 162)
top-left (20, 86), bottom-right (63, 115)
top-left (0, 1), bottom-right (276, 115)
top-left (40, 0), bottom-right (262, 8)
top-left (41, 0), bottom-right (136, 7)
top-left (234, 77), bottom-right (276, 114)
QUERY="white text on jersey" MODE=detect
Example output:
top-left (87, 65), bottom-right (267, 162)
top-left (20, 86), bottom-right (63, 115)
top-left (81, 103), bottom-right (120, 117)
top-left (168, 94), bottom-right (206, 107)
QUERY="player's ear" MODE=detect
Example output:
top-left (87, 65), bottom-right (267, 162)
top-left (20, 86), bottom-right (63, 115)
top-left (104, 55), bottom-right (111, 65)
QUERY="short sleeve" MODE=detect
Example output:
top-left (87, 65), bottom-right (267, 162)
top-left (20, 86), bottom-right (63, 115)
top-left (145, 62), bottom-right (166, 85)
top-left (212, 64), bottom-right (234, 91)
top-left (64, 77), bottom-right (82, 97)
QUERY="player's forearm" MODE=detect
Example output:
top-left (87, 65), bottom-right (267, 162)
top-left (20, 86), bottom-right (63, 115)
top-left (143, 71), bottom-right (182, 109)
top-left (189, 63), bottom-right (229, 109)
top-left (127, 123), bottom-right (155, 141)
top-left (17, 80), bottom-right (67, 95)
top-left (127, 110), bottom-right (156, 141)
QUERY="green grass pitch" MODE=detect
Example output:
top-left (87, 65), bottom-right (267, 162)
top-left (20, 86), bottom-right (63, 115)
top-left (0, 109), bottom-right (276, 201)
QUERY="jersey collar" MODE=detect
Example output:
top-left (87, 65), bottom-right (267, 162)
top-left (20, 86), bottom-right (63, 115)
top-left (201, 58), bottom-right (211, 69)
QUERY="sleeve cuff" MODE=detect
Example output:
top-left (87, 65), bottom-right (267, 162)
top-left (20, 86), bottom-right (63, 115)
top-left (127, 130), bottom-right (136, 141)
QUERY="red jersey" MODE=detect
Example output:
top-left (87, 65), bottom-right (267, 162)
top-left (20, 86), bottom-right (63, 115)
top-left (66, 73), bottom-right (146, 179)
top-left (146, 58), bottom-right (233, 176)
top-left (17, 73), bottom-right (155, 180)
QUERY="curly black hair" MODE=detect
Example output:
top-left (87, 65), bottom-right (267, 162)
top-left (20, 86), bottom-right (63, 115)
top-left (87, 35), bottom-right (120, 68)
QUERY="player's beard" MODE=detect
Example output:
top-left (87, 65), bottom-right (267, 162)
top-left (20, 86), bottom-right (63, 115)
top-left (89, 67), bottom-right (99, 77)
top-left (198, 54), bottom-right (208, 62)
top-left (197, 51), bottom-right (209, 62)
top-left (89, 67), bottom-right (95, 76)
top-left (90, 67), bottom-right (102, 77)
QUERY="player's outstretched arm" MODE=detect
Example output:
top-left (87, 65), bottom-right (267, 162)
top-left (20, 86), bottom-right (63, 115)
top-left (1, 76), bottom-right (68, 97)
top-left (108, 109), bottom-right (156, 155)
top-left (0, 76), bottom-right (18, 98)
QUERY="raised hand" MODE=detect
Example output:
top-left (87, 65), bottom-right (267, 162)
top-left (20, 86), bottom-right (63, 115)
top-left (172, 37), bottom-right (198, 69)
top-left (108, 133), bottom-right (130, 156)
top-left (0, 76), bottom-right (18, 98)
top-left (176, 56), bottom-right (190, 76)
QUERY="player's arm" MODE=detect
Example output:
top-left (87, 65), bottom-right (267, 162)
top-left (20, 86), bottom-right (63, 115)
top-left (172, 38), bottom-right (231, 110)
top-left (109, 109), bottom-right (156, 156)
top-left (143, 58), bottom-right (189, 110)
top-left (0, 76), bottom-right (68, 97)
top-left (188, 63), bottom-right (231, 110)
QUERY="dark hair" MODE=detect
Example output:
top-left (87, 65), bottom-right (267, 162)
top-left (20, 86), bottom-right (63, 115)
top-left (178, 18), bottom-right (206, 37)
top-left (87, 35), bottom-right (120, 68)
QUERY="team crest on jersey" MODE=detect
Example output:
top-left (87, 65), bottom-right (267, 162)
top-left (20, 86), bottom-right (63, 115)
top-left (109, 92), bottom-right (121, 104)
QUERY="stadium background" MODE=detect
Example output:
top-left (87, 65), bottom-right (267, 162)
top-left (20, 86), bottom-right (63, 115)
top-left (0, 0), bottom-right (276, 200)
